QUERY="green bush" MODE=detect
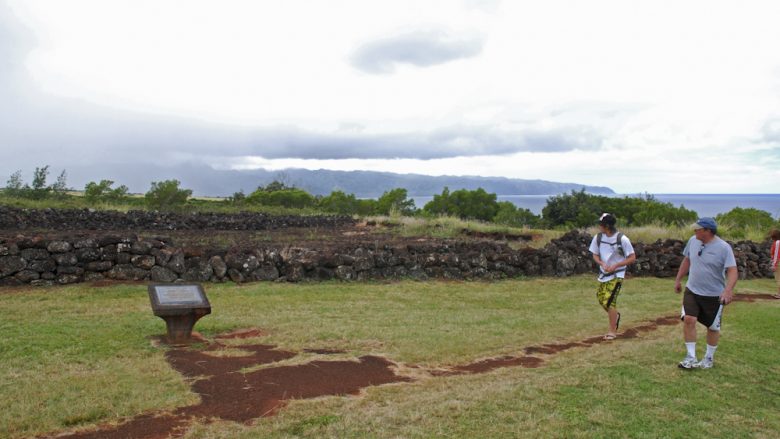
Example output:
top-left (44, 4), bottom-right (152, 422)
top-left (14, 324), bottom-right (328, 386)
top-left (493, 201), bottom-right (540, 228)
top-left (245, 188), bottom-right (316, 209)
top-left (84, 180), bottom-right (129, 204)
top-left (716, 207), bottom-right (777, 229)
top-left (423, 187), bottom-right (499, 222)
top-left (3, 165), bottom-right (69, 200)
top-left (542, 190), bottom-right (697, 228)
top-left (144, 180), bottom-right (192, 210)
top-left (376, 188), bottom-right (416, 216)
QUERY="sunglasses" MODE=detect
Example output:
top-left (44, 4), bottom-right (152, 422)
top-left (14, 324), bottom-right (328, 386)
top-left (698, 245), bottom-right (705, 256)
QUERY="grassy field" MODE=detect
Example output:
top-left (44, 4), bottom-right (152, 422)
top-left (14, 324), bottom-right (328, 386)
top-left (1, 276), bottom-right (778, 438)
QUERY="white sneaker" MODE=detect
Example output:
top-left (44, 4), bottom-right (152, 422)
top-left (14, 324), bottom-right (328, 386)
top-left (695, 357), bottom-right (714, 369)
top-left (678, 356), bottom-right (697, 369)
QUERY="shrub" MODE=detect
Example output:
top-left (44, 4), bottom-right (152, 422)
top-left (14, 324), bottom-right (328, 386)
top-left (318, 190), bottom-right (361, 214)
top-left (376, 188), bottom-right (416, 216)
top-left (4, 170), bottom-right (24, 197)
top-left (423, 187), bottom-right (499, 221)
top-left (145, 180), bottom-right (192, 210)
top-left (542, 190), bottom-right (697, 228)
top-left (246, 188), bottom-right (316, 209)
top-left (84, 180), bottom-right (129, 204)
top-left (715, 207), bottom-right (779, 239)
top-left (3, 165), bottom-right (70, 200)
top-left (494, 201), bottom-right (541, 228)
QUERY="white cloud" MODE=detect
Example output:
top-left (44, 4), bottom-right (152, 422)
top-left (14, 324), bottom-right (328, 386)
top-left (2, 0), bottom-right (780, 193)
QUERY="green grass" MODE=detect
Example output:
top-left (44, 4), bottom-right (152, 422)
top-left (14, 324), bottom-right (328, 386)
top-left (1, 277), bottom-right (778, 438)
top-left (592, 223), bottom-right (774, 244)
top-left (365, 214), bottom-right (560, 245)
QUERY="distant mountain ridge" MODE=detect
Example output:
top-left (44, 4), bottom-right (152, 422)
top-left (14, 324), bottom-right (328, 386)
top-left (64, 164), bottom-right (614, 198)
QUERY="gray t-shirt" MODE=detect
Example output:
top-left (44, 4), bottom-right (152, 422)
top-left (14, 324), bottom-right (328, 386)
top-left (682, 235), bottom-right (737, 297)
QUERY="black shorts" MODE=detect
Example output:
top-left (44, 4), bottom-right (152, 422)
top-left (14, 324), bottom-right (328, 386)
top-left (682, 288), bottom-right (722, 329)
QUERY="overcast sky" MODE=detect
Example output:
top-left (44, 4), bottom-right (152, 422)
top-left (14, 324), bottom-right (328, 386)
top-left (2, 0), bottom-right (779, 193)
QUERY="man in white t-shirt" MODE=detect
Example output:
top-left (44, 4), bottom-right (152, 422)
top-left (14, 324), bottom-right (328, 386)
top-left (588, 213), bottom-right (636, 340)
top-left (674, 217), bottom-right (738, 370)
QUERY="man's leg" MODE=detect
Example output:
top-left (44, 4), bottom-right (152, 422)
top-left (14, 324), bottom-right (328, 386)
top-left (683, 315), bottom-right (697, 343)
top-left (608, 307), bottom-right (619, 333)
top-left (704, 328), bottom-right (720, 359)
top-left (678, 316), bottom-right (700, 368)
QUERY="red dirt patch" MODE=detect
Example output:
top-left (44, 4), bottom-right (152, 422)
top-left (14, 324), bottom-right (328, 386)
top-left (734, 292), bottom-right (776, 302)
top-left (303, 348), bottom-right (347, 354)
top-left (50, 413), bottom-right (191, 439)
top-left (432, 355), bottom-right (544, 376)
top-left (49, 338), bottom-right (410, 439)
top-left (181, 355), bottom-right (412, 422)
top-left (213, 328), bottom-right (267, 339)
top-left (165, 344), bottom-right (297, 378)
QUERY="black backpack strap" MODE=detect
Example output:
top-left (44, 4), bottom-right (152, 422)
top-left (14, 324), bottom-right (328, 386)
top-left (596, 232), bottom-right (603, 255)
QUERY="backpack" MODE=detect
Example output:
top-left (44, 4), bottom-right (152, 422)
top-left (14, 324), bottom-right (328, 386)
top-left (597, 232), bottom-right (624, 257)
top-left (597, 232), bottom-right (626, 279)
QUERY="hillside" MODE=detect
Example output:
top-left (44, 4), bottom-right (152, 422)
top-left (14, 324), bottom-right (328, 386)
top-left (63, 164), bottom-right (614, 197)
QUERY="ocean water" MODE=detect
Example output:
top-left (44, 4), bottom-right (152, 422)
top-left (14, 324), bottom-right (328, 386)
top-left (410, 194), bottom-right (780, 218)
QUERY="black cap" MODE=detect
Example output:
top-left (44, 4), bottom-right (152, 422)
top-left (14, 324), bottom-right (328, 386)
top-left (598, 213), bottom-right (616, 227)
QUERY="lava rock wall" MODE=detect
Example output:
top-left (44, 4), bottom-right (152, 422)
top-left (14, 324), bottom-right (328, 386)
top-left (0, 230), bottom-right (774, 287)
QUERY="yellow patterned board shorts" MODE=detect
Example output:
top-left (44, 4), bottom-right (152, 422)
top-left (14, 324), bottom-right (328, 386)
top-left (596, 278), bottom-right (623, 310)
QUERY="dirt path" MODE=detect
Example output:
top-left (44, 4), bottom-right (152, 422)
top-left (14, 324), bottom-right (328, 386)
top-left (44, 293), bottom-right (776, 439)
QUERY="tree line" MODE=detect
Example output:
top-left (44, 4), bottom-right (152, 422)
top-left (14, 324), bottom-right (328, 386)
top-left (3, 166), bottom-right (778, 232)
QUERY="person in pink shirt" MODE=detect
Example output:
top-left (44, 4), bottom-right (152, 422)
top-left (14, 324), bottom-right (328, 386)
top-left (771, 229), bottom-right (780, 299)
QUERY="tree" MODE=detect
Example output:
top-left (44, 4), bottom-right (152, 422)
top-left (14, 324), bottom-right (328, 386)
top-left (423, 187), bottom-right (499, 221)
top-left (145, 180), bottom-right (192, 210)
top-left (3, 165), bottom-right (71, 200)
top-left (423, 186), bottom-right (452, 217)
top-left (542, 189), bottom-right (697, 228)
top-left (227, 190), bottom-right (246, 205)
top-left (245, 187), bottom-right (316, 209)
top-left (318, 190), bottom-right (360, 214)
top-left (716, 207), bottom-right (778, 232)
top-left (494, 201), bottom-right (540, 228)
top-left (376, 188), bottom-right (416, 216)
top-left (85, 180), bottom-right (129, 204)
top-left (29, 165), bottom-right (51, 200)
top-left (4, 170), bottom-right (23, 197)
top-left (50, 170), bottom-right (69, 199)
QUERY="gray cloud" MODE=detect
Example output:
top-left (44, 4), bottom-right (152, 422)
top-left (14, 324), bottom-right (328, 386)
top-left (350, 30), bottom-right (484, 74)
top-left (0, 9), bottom-right (598, 186)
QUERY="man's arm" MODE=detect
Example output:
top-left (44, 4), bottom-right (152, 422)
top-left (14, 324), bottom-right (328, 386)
top-left (592, 254), bottom-right (607, 271)
top-left (720, 266), bottom-right (738, 304)
top-left (674, 256), bottom-right (691, 293)
top-left (605, 253), bottom-right (636, 273)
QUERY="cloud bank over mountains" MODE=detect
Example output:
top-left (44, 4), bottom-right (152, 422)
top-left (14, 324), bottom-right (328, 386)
top-left (1, 1), bottom-right (779, 193)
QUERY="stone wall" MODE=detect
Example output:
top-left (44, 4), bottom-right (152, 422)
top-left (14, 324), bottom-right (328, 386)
top-left (0, 231), bottom-right (774, 287)
top-left (0, 206), bottom-right (354, 231)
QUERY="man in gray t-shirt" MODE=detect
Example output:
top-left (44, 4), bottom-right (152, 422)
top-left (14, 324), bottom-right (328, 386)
top-left (674, 217), bottom-right (738, 370)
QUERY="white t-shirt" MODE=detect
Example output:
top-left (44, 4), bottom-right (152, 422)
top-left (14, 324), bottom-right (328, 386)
top-left (589, 232), bottom-right (635, 282)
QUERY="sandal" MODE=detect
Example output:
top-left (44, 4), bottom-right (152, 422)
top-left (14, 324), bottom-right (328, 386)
top-left (603, 333), bottom-right (617, 340)
top-left (772, 294), bottom-right (780, 299)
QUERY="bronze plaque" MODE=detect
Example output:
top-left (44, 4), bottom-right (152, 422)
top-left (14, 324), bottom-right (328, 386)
top-left (148, 284), bottom-right (210, 313)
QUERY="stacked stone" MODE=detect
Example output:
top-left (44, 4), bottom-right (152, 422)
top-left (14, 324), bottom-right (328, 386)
top-left (0, 231), bottom-right (775, 287)
top-left (0, 206), bottom-right (355, 231)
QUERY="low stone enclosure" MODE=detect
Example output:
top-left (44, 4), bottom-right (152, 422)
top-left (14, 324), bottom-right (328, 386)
top-left (0, 229), bottom-right (775, 287)
top-left (0, 206), bottom-right (355, 231)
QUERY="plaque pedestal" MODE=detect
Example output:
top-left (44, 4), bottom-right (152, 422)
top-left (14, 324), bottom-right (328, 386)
top-left (159, 308), bottom-right (211, 345)
top-left (148, 284), bottom-right (211, 345)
